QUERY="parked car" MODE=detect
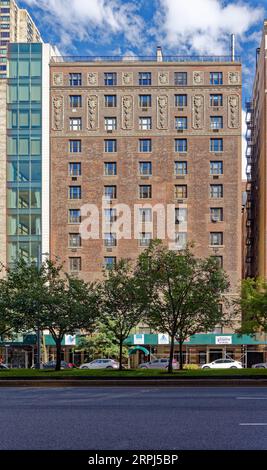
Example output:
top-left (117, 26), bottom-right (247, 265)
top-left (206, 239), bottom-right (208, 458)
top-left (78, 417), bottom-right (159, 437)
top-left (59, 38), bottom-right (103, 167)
top-left (80, 359), bottom-right (120, 369)
top-left (32, 360), bottom-right (75, 370)
top-left (202, 359), bottom-right (243, 369)
top-left (0, 363), bottom-right (9, 370)
top-left (252, 362), bottom-right (267, 369)
top-left (138, 358), bottom-right (179, 369)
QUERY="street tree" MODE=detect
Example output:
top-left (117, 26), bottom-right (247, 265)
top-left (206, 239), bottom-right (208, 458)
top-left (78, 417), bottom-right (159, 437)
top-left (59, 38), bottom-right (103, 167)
top-left (98, 259), bottom-right (145, 370)
top-left (137, 241), bottom-right (230, 372)
top-left (3, 259), bottom-right (100, 370)
top-left (238, 278), bottom-right (267, 334)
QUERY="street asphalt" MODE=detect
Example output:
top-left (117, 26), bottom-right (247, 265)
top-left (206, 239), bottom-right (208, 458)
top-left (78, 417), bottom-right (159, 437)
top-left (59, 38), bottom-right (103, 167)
top-left (0, 387), bottom-right (267, 450)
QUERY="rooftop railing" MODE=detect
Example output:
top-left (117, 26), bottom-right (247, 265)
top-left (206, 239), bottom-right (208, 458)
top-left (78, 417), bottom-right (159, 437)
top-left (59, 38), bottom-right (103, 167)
top-left (51, 55), bottom-right (241, 64)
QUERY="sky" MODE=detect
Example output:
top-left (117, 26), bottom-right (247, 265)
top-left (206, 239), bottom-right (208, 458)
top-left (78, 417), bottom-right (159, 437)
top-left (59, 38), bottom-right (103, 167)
top-left (19, 0), bottom-right (267, 174)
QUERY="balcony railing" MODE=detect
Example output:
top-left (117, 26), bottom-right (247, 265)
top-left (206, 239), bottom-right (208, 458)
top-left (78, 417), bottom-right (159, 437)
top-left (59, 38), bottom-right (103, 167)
top-left (51, 55), bottom-right (241, 64)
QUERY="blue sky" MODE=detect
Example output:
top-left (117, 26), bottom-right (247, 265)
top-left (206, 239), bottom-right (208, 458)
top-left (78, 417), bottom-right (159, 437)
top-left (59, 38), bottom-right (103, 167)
top-left (20, 0), bottom-right (266, 99)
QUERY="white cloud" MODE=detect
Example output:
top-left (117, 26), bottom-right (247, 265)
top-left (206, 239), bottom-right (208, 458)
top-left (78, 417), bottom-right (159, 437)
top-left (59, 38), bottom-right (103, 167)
top-left (156, 0), bottom-right (264, 55)
top-left (23, 0), bottom-right (144, 50)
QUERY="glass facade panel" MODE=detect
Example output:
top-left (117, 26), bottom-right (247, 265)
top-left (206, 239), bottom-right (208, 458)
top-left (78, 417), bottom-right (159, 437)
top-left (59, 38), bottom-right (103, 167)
top-left (7, 43), bottom-right (43, 265)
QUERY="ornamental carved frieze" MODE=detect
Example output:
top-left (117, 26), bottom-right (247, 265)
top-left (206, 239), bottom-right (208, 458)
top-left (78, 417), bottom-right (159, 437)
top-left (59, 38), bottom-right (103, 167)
top-left (53, 72), bottom-right (63, 86)
top-left (122, 72), bottom-right (133, 86)
top-left (88, 72), bottom-right (98, 86)
top-left (157, 95), bottom-right (168, 130)
top-left (158, 71), bottom-right (169, 86)
top-left (228, 71), bottom-right (240, 85)
top-left (87, 95), bottom-right (99, 130)
top-left (52, 96), bottom-right (64, 131)
top-left (192, 95), bottom-right (204, 129)
top-left (228, 94), bottom-right (239, 129)
top-left (122, 95), bottom-right (133, 129)
top-left (193, 71), bottom-right (204, 85)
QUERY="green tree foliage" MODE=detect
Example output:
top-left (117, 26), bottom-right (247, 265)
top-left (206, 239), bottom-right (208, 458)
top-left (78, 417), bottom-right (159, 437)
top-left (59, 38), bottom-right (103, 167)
top-left (238, 278), bottom-right (267, 334)
top-left (98, 259), bottom-right (145, 370)
top-left (137, 241), bottom-right (230, 372)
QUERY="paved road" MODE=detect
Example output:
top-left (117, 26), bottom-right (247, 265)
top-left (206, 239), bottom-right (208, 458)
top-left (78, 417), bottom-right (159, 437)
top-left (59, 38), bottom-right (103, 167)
top-left (0, 387), bottom-right (267, 450)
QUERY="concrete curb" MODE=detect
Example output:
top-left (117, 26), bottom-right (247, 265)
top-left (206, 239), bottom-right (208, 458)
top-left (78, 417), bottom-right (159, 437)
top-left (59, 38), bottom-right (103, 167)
top-left (1, 378), bottom-right (267, 387)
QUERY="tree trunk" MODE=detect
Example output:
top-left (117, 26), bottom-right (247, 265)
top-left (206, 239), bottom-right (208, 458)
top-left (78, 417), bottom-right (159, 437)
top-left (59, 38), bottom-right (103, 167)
top-left (119, 339), bottom-right (123, 371)
top-left (55, 339), bottom-right (62, 371)
top-left (168, 335), bottom-right (175, 373)
top-left (179, 339), bottom-right (183, 370)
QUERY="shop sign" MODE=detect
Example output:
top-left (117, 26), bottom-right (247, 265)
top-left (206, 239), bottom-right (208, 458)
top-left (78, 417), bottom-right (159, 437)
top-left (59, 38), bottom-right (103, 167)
top-left (134, 334), bottom-right (144, 345)
top-left (158, 333), bottom-right (169, 345)
top-left (215, 336), bottom-right (232, 345)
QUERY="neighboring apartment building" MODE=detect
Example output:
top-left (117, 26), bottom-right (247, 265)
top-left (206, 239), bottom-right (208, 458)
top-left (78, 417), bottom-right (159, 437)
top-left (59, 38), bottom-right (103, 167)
top-left (0, 0), bottom-right (42, 78)
top-left (245, 20), bottom-right (267, 279)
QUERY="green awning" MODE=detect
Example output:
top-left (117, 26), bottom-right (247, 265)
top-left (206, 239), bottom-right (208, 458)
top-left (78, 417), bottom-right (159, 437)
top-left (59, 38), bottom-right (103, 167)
top-left (129, 346), bottom-right (150, 356)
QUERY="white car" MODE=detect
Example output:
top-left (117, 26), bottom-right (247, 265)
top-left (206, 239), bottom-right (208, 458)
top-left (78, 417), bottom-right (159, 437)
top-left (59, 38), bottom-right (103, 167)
top-left (80, 359), bottom-right (120, 369)
top-left (202, 358), bottom-right (243, 369)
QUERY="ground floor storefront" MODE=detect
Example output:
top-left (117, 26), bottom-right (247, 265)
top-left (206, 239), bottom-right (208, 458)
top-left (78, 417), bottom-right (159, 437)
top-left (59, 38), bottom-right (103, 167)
top-left (125, 333), bottom-right (267, 368)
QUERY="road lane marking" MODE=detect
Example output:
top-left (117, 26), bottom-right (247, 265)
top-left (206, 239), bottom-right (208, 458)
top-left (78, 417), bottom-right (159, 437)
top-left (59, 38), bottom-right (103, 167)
top-left (236, 397), bottom-right (267, 400)
top-left (239, 423), bottom-right (267, 426)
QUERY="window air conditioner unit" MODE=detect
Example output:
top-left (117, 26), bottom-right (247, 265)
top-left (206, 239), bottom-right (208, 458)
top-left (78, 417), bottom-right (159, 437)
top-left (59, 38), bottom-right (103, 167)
top-left (213, 175), bottom-right (219, 179)
top-left (213, 129), bottom-right (219, 133)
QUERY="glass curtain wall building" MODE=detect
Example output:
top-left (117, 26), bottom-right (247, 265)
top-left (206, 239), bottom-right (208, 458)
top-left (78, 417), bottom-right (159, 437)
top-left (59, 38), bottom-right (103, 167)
top-left (6, 43), bottom-right (53, 265)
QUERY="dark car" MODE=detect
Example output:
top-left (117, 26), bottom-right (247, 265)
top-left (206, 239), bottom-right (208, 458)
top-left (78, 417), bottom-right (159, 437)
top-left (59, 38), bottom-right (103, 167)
top-left (32, 361), bottom-right (75, 370)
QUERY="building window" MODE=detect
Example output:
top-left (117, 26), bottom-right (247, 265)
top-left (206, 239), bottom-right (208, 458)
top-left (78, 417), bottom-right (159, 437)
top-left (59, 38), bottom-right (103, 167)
top-left (69, 233), bottom-right (81, 248)
top-left (104, 117), bottom-right (117, 131)
top-left (104, 208), bottom-right (117, 223)
top-left (70, 95), bottom-right (82, 108)
top-left (175, 94), bottom-right (187, 107)
top-left (139, 162), bottom-right (152, 176)
top-left (104, 162), bottom-right (117, 176)
top-left (210, 161), bottom-right (223, 175)
top-left (139, 185), bottom-right (152, 199)
top-left (139, 139), bottom-right (152, 152)
top-left (210, 184), bottom-right (223, 198)
top-left (175, 208), bottom-right (187, 224)
top-left (175, 185), bottom-right (187, 199)
top-left (175, 138), bottom-right (187, 153)
top-left (210, 116), bottom-right (223, 129)
top-left (210, 208), bottom-right (223, 222)
top-left (210, 72), bottom-right (223, 85)
top-left (69, 140), bottom-right (81, 153)
top-left (69, 118), bottom-right (82, 131)
top-left (69, 257), bottom-right (81, 272)
top-left (210, 232), bottom-right (223, 246)
top-left (139, 232), bottom-right (152, 247)
top-left (174, 72), bottom-right (187, 85)
top-left (105, 95), bottom-right (117, 107)
top-left (210, 138), bottom-right (223, 152)
top-left (104, 233), bottom-right (117, 247)
top-left (175, 232), bottom-right (187, 250)
top-left (69, 73), bottom-right (82, 86)
top-left (139, 95), bottom-right (152, 107)
top-left (104, 185), bottom-right (117, 199)
top-left (69, 209), bottom-right (81, 224)
top-left (104, 73), bottom-right (117, 86)
top-left (139, 117), bottom-right (152, 130)
top-left (210, 94), bottom-right (223, 107)
top-left (104, 139), bottom-right (117, 152)
top-left (139, 208), bottom-right (152, 222)
top-left (69, 162), bottom-right (81, 176)
top-left (104, 257), bottom-right (116, 269)
top-left (175, 117), bottom-right (187, 130)
top-left (212, 256), bottom-right (223, 268)
top-left (139, 72), bottom-right (152, 86)
top-left (69, 186), bottom-right (81, 199)
top-left (175, 161), bottom-right (188, 175)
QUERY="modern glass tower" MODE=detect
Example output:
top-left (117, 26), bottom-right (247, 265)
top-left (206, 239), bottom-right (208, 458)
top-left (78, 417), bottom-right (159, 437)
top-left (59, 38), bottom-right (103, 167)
top-left (6, 42), bottom-right (54, 266)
